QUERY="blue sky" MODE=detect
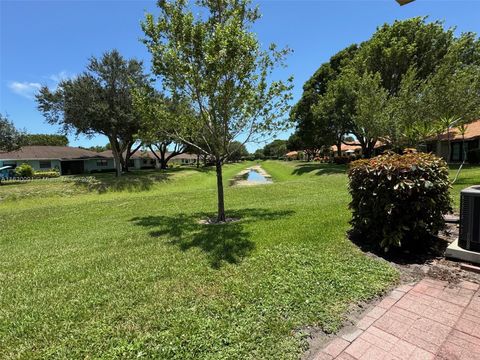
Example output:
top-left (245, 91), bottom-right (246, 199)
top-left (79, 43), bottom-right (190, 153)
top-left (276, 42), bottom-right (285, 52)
top-left (1, 0), bottom-right (480, 152)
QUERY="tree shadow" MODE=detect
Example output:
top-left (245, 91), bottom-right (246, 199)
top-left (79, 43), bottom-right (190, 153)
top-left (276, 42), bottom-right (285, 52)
top-left (292, 163), bottom-right (347, 176)
top-left (72, 171), bottom-right (171, 193)
top-left (349, 230), bottom-right (450, 265)
top-left (131, 208), bottom-right (294, 268)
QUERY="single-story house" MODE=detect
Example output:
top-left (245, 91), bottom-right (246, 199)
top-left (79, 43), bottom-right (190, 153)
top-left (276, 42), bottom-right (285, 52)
top-left (98, 150), bottom-right (156, 169)
top-left (98, 150), bottom-right (199, 167)
top-left (330, 141), bottom-right (385, 156)
top-left (426, 119), bottom-right (480, 162)
top-left (0, 146), bottom-right (200, 175)
top-left (285, 151), bottom-right (299, 160)
top-left (0, 146), bottom-right (113, 175)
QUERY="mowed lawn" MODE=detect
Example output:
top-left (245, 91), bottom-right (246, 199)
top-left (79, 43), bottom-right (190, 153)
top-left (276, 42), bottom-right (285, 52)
top-left (1, 161), bottom-right (475, 359)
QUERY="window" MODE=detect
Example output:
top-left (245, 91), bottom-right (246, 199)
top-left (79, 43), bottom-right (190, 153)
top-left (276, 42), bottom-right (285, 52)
top-left (96, 159), bottom-right (108, 167)
top-left (39, 161), bottom-right (51, 169)
top-left (451, 143), bottom-right (462, 162)
top-left (128, 159), bottom-right (135, 167)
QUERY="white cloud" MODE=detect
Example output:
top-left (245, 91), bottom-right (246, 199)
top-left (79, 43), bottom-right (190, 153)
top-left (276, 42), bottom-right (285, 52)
top-left (9, 71), bottom-right (75, 100)
top-left (48, 70), bottom-right (74, 83)
top-left (8, 81), bottom-right (42, 99)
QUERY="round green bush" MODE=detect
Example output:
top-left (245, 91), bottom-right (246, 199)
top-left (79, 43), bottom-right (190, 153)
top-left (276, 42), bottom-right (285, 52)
top-left (348, 153), bottom-right (452, 251)
top-left (15, 163), bottom-right (34, 178)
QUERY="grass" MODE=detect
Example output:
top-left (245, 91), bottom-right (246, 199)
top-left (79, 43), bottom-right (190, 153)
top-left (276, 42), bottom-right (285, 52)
top-left (1, 160), bottom-right (475, 359)
top-left (450, 164), bottom-right (480, 208)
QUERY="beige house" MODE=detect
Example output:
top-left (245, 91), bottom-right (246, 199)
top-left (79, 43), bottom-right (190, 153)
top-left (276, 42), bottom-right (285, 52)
top-left (0, 146), bottom-right (199, 175)
top-left (0, 146), bottom-right (113, 175)
top-left (426, 119), bottom-right (480, 162)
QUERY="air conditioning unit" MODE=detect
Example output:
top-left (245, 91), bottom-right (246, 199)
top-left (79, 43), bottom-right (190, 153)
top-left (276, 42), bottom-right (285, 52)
top-left (459, 186), bottom-right (480, 252)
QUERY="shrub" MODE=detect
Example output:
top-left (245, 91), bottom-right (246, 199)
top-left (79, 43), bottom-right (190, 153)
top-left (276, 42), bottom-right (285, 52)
top-left (348, 152), bottom-right (452, 251)
top-left (33, 169), bottom-right (60, 178)
top-left (333, 155), bottom-right (351, 164)
top-left (467, 148), bottom-right (480, 164)
top-left (15, 163), bottom-right (34, 177)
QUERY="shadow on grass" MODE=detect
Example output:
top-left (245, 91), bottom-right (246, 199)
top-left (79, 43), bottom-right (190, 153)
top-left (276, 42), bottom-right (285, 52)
top-left (349, 230), bottom-right (450, 265)
top-left (292, 163), bottom-right (346, 176)
top-left (131, 208), bottom-right (294, 268)
top-left (72, 171), bottom-right (172, 193)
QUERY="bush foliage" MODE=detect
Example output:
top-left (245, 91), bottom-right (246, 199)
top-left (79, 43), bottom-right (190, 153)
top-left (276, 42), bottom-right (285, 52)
top-left (15, 163), bottom-right (34, 178)
top-left (33, 169), bottom-right (60, 179)
top-left (348, 153), bottom-right (452, 251)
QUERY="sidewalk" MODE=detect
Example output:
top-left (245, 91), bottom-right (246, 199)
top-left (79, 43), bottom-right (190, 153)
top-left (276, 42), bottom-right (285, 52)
top-left (314, 278), bottom-right (480, 360)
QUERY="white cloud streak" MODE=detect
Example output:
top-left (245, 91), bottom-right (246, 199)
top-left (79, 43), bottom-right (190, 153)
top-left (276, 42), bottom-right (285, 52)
top-left (8, 81), bottom-right (42, 99)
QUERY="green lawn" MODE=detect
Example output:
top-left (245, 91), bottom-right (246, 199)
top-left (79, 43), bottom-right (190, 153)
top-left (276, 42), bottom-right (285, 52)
top-left (450, 164), bottom-right (480, 208)
top-left (1, 161), bottom-right (476, 359)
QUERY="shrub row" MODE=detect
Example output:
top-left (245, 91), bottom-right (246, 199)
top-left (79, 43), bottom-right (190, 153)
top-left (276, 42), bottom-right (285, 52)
top-left (13, 164), bottom-right (60, 179)
top-left (33, 170), bottom-right (60, 179)
top-left (348, 152), bottom-right (452, 251)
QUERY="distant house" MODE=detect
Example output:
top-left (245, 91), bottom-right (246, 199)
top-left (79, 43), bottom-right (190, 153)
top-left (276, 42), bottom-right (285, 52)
top-left (98, 150), bottom-right (199, 167)
top-left (97, 150), bottom-right (156, 170)
top-left (330, 141), bottom-right (386, 157)
top-left (0, 146), bottom-right (200, 175)
top-left (426, 119), bottom-right (480, 162)
top-left (285, 151), bottom-right (299, 160)
top-left (0, 146), bottom-right (112, 175)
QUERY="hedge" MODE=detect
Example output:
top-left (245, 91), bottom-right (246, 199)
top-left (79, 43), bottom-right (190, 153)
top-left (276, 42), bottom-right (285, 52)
top-left (33, 170), bottom-right (60, 179)
top-left (348, 152), bottom-right (452, 251)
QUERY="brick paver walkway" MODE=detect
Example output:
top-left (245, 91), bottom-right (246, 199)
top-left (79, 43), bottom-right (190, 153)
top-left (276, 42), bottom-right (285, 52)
top-left (315, 278), bottom-right (480, 360)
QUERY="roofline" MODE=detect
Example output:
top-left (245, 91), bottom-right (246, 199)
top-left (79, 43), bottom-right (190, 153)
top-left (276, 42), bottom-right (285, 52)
top-left (0, 157), bottom-right (111, 161)
top-left (427, 135), bottom-right (480, 142)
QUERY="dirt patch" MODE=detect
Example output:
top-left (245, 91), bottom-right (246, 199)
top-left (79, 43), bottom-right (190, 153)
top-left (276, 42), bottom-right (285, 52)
top-left (197, 217), bottom-right (241, 225)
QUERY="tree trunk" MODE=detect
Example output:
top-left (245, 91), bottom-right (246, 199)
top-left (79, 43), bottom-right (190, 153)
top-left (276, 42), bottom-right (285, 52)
top-left (196, 154), bottom-right (200, 168)
top-left (124, 147), bottom-right (131, 173)
top-left (215, 159), bottom-right (226, 222)
top-left (110, 142), bottom-right (122, 177)
top-left (447, 133), bottom-right (452, 163)
top-left (337, 140), bottom-right (342, 157)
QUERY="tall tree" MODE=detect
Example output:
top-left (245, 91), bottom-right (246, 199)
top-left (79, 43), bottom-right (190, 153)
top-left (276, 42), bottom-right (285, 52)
top-left (134, 89), bottom-right (187, 170)
top-left (422, 35), bottom-right (480, 162)
top-left (227, 141), bottom-right (249, 162)
top-left (142, 0), bottom-right (293, 222)
top-left (286, 131), bottom-right (304, 152)
top-left (0, 114), bottom-right (24, 152)
top-left (291, 45), bottom-right (358, 155)
top-left (262, 139), bottom-right (287, 159)
top-left (36, 50), bottom-right (147, 176)
top-left (353, 17), bottom-right (454, 97)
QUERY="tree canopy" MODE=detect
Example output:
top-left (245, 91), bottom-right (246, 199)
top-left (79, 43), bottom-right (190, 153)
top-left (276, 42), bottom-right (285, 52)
top-left (291, 17), bottom-right (480, 158)
top-left (262, 139), bottom-right (287, 159)
top-left (0, 114), bottom-right (24, 152)
top-left (36, 50), bottom-right (147, 176)
top-left (141, 0), bottom-right (293, 221)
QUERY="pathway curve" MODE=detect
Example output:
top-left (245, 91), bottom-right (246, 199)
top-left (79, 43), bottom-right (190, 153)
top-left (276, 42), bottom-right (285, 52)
top-left (314, 278), bottom-right (480, 360)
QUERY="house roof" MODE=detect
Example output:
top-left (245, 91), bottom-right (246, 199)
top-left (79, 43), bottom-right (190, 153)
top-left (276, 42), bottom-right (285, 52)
top-left (98, 150), bottom-right (151, 159)
top-left (285, 151), bottom-right (298, 157)
top-left (331, 141), bottom-right (384, 153)
top-left (0, 146), bottom-right (107, 161)
top-left (435, 119), bottom-right (480, 141)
